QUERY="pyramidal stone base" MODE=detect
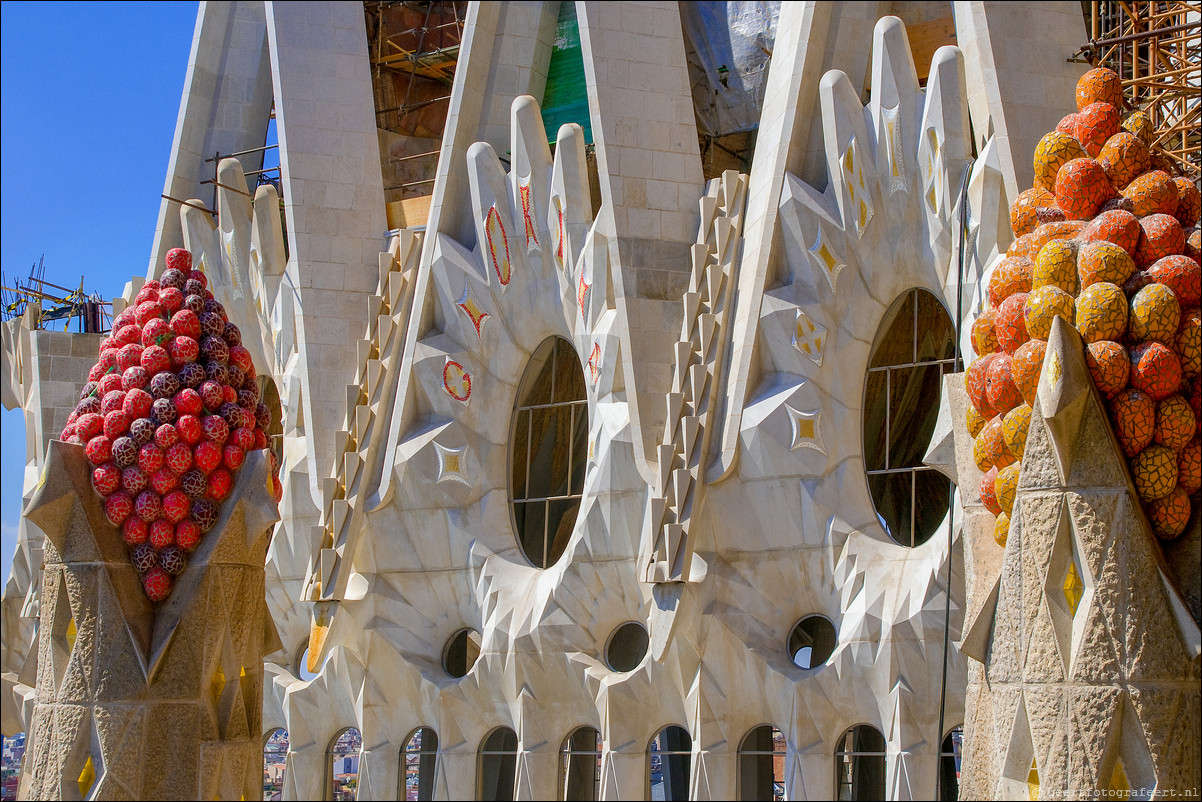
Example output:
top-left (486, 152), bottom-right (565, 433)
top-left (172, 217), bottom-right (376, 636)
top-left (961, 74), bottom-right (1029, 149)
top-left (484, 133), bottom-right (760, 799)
top-left (19, 440), bottom-right (281, 801)
top-left (956, 317), bottom-right (1201, 800)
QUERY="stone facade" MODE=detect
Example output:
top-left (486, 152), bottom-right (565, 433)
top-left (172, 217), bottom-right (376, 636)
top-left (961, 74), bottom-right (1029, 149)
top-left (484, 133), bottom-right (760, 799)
top-left (4, 2), bottom-right (1198, 801)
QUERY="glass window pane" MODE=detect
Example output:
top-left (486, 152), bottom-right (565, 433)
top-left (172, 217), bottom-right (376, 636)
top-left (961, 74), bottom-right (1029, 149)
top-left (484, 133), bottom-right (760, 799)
top-left (527, 407), bottom-right (572, 498)
top-left (863, 371), bottom-right (887, 472)
top-left (887, 365), bottom-right (944, 469)
top-left (570, 404), bottom-right (588, 494)
top-left (546, 498), bottom-right (579, 565)
top-left (913, 468), bottom-right (951, 546)
top-left (523, 347), bottom-right (555, 407)
top-left (554, 338), bottom-right (587, 403)
top-left (511, 409), bottom-right (530, 499)
top-left (868, 290), bottom-right (914, 368)
top-left (514, 501), bottom-right (547, 567)
top-left (915, 290), bottom-right (956, 362)
top-left (869, 472), bottom-right (913, 546)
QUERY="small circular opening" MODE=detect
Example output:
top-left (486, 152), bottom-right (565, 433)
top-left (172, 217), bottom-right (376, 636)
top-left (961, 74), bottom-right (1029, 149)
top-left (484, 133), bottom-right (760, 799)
top-left (605, 621), bottom-right (649, 672)
top-left (442, 628), bottom-right (481, 678)
top-left (295, 638), bottom-right (323, 681)
top-left (787, 616), bottom-right (836, 669)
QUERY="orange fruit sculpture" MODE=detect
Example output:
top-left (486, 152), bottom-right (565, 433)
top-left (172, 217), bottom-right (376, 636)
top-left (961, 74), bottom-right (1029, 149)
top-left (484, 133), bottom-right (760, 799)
top-left (1128, 283), bottom-right (1181, 345)
top-left (1011, 339), bottom-right (1047, 405)
top-left (1084, 340), bottom-right (1130, 398)
top-left (1078, 241), bottom-right (1136, 287)
top-left (1112, 388), bottom-right (1157, 457)
top-left (1055, 158), bottom-right (1113, 220)
top-left (1096, 131), bottom-right (1150, 189)
top-left (1077, 67), bottom-right (1124, 110)
top-left (1034, 131), bottom-right (1088, 193)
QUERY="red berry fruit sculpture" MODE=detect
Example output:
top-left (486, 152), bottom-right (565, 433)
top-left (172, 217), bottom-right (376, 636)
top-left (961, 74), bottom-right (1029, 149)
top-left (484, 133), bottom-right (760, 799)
top-left (963, 65), bottom-right (1201, 550)
top-left (60, 248), bottom-right (281, 602)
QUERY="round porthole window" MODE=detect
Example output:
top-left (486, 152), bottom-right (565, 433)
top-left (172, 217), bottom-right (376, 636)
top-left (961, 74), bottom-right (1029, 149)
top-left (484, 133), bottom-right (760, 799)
top-left (509, 336), bottom-right (589, 568)
top-left (442, 628), bottom-right (481, 678)
top-left (605, 622), bottom-right (649, 672)
top-left (787, 615), bottom-right (836, 669)
top-left (862, 288), bottom-right (956, 547)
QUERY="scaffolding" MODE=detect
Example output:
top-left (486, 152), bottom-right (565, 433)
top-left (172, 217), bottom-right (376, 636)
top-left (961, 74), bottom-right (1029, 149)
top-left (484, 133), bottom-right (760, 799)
top-left (1, 256), bottom-right (112, 333)
top-left (1074, 1), bottom-right (1202, 177)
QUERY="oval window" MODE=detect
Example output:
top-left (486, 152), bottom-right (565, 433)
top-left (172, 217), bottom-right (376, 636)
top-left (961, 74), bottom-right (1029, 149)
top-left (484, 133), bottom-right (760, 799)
top-left (509, 337), bottom-right (588, 568)
top-left (863, 288), bottom-right (956, 547)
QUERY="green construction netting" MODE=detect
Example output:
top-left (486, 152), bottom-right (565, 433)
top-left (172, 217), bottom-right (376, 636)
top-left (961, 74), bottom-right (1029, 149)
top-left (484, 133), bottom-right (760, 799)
top-left (541, 2), bottom-right (593, 146)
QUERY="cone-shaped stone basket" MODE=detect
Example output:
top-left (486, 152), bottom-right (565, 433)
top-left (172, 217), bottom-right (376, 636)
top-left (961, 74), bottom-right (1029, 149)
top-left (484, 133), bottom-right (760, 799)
top-left (20, 440), bottom-right (281, 800)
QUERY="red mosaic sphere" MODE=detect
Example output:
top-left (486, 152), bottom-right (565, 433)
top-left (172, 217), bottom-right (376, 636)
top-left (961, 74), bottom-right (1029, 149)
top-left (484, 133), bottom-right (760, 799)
top-left (149, 518), bottom-right (175, 549)
top-left (965, 353), bottom-right (1000, 418)
top-left (1148, 487), bottom-right (1192, 540)
top-left (154, 422), bottom-right (179, 449)
top-left (141, 567), bottom-right (173, 603)
top-left (1075, 281), bottom-right (1128, 343)
top-left (1155, 394), bottom-right (1196, 451)
top-left (1024, 286), bottom-right (1076, 341)
top-left (979, 467), bottom-right (1001, 514)
top-left (1078, 241), bottom-right (1136, 288)
top-left (85, 434), bottom-right (113, 466)
top-left (1055, 158), bottom-right (1112, 220)
top-left (177, 414), bottom-right (203, 445)
top-left (1148, 255), bottom-right (1201, 307)
top-left (1129, 283), bottom-right (1181, 345)
top-left (1084, 340), bottom-right (1130, 399)
top-left (1172, 177), bottom-right (1200, 228)
top-left (191, 498), bottom-right (219, 532)
top-left (986, 353), bottom-right (1023, 414)
top-left (206, 468), bottom-right (233, 502)
top-left (1011, 187), bottom-right (1056, 238)
top-left (175, 519), bottom-right (201, 551)
top-left (1034, 132), bottom-right (1087, 193)
top-left (988, 256), bottom-right (1034, 308)
top-left (1075, 102), bottom-right (1121, 158)
top-left (1123, 170), bottom-right (1178, 218)
top-left (1012, 339), bottom-right (1048, 405)
top-left (149, 467), bottom-right (178, 496)
top-left (103, 409), bottom-right (131, 441)
top-left (1132, 443), bottom-right (1178, 502)
top-left (165, 248), bottom-right (192, 274)
top-left (1096, 132), bottom-right (1150, 190)
top-left (134, 489), bottom-right (163, 523)
top-left (1179, 436), bottom-right (1201, 495)
top-left (1189, 229), bottom-right (1202, 265)
top-left (104, 490), bottom-right (134, 527)
top-left (1077, 67), bottom-right (1123, 111)
top-left (92, 463), bottom-right (121, 497)
top-left (996, 292), bottom-right (1031, 354)
top-left (163, 490), bottom-right (190, 523)
top-left (1111, 388), bottom-right (1156, 457)
top-left (1033, 239), bottom-right (1079, 294)
top-left (1177, 309), bottom-right (1201, 380)
top-left (195, 440), bottom-right (222, 474)
top-left (121, 516), bottom-right (149, 548)
top-left (120, 465), bottom-right (148, 495)
top-left (1129, 341), bottom-right (1182, 401)
top-left (1003, 403), bottom-right (1032, 460)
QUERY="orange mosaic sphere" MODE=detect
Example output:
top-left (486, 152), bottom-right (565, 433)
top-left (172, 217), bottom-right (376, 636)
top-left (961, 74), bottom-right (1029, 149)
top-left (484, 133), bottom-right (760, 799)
top-left (966, 405), bottom-right (987, 438)
top-left (1055, 158), bottom-right (1113, 220)
top-left (979, 466), bottom-right (1001, 515)
top-left (1078, 241), bottom-right (1136, 288)
top-left (1012, 339), bottom-right (1048, 405)
top-left (1176, 309), bottom-right (1200, 380)
top-left (1134, 213), bottom-right (1185, 268)
top-left (1190, 376), bottom-right (1202, 422)
top-left (1033, 239), bottom-right (1079, 294)
top-left (1008, 231), bottom-right (1043, 260)
top-left (1024, 286), bottom-right (1076, 341)
top-left (976, 414), bottom-right (1015, 471)
top-left (1057, 113), bottom-right (1079, 135)
top-left (988, 256), bottom-right (1034, 307)
top-left (1129, 341), bottom-right (1183, 402)
top-left (1128, 283), bottom-right (1181, 345)
top-left (996, 292), bottom-right (1031, 354)
top-left (1132, 443), bottom-right (1178, 502)
top-left (1122, 110), bottom-right (1154, 146)
top-left (1003, 403), bottom-right (1032, 460)
top-left (1011, 187), bottom-right (1056, 238)
top-left (1075, 281), bottom-right (1128, 343)
top-left (1155, 394), bottom-right (1196, 451)
top-left (1180, 436), bottom-right (1201, 494)
top-left (971, 310), bottom-right (999, 356)
top-left (1077, 67), bottom-right (1124, 111)
top-left (1148, 255), bottom-right (1201, 307)
top-left (993, 511), bottom-right (1011, 547)
top-left (1111, 388), bottom-right (1156, 457)
top-left (1123, 170), bottom-right (1178, 218)
top-left (1148, 487), bottom-right (1192, 540)
top-left (1096, 132), bottom-right (1150, 190)
top-left (986, 352), bottom-right (1023, 414)
top-left (1080, 209), bottom-right (1141, 256)
top-left (1075, 102), bottom-right (1121, 158)
top-left (1173, 178), bottom-right (1201, 228)
top-left (1188, 229), bottom-right (1202, 265)
top-left (1034, 131), bottom-right (1088, 193)
top-left (1084, 340), bottom-right (1130, 398)
top-left (995, 463), bottom-right (1020, 516)
top-left (965, 353), bottom-right (1000, 419)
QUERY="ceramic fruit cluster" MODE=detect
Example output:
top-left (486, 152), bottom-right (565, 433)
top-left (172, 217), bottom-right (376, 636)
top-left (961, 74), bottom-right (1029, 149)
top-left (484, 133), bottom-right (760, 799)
top-left (965, 67), bottom-right (1201, 547)
top-left (59, 248), bottom-right (283, 602)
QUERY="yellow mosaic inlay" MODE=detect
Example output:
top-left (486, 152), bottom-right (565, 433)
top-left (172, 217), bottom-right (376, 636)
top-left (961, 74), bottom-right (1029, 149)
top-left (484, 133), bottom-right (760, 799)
top-left (66, 617), bottom-right (77, 653)
top-left (78, 755), bottom-right (96, 798)
top-left (210, 664), bottom-right (226, 702)
top-left (1048, 351), bottom-right (1063, 389)
top-left (443, 452), bottom-right (461, 475)
top-left (1064, 561), bottom-right (1084, 616)
top-left (796, 419), bottom-right (816, 440)
top-left (1027, 757), bottom-right (1040, 800)
top-left (1109, 757), bottom-right (1130, 793)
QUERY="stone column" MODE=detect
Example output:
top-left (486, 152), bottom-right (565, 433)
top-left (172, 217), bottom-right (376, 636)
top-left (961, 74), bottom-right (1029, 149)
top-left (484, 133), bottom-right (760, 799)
top-left (20, 442), bottom-right (280, 800)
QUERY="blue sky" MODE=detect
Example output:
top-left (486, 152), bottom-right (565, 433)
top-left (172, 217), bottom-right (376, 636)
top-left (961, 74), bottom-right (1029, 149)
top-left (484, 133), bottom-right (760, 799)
top-left (1, 2), bottom-right (200, 588)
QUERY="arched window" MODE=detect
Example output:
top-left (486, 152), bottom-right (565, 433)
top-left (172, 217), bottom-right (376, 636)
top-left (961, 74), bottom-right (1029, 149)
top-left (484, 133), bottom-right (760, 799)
top-left (327, 727), bottom-right (362, 801)
top-left (401, 727), bottom-right (437, 801)
top-left (510, 337), bottom-right (588, 568)
top-left (559, 727), bottom-right (601, 801)
top-left (939, 726), bottom-right (963, 802)
top-left (647, 725), bottom-right (691, 801)
top-left (737, 725), bottom-right (786, 801)
top-left (1, 732), bottom-right (26, 802)
top-left (863, 288), bottom-right (956, 546)
top-left (834, 725), bottom-right (885, 801)
top-left (477, 727), bottom-right (518, 802)
top-left (264, 728), bottom-right (289, 801)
